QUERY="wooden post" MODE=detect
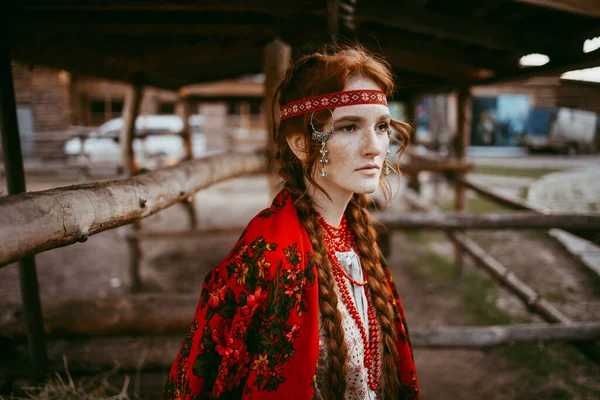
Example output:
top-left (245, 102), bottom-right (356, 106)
top-left (405, 96), bottom-right (421, 194)
top-left (104, 87), bottom-right (111, 123)
top-left (121, 83), bottom-right (143, 291)
top-left (240, 101), bottom-right (251, 132)
top-left (180, 98), bottom-right (197, 229)
top-left (327, 0), bottom-right (340, 38)
top-left (121, 84), bottom-right (143, 176)
top-left (0, 41), bottom-right (48, 380)
top-left (452, 86), bottom-right (472, 277)
top-left (263, 39), bottom-right (291, 195)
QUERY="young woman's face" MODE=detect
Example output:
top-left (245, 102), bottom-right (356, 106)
top-left (312, 76), bottom-right (391, 199)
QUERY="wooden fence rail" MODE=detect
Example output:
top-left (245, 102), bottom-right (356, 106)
top-left (10, 322), bottom-right (599, 374)
top-left (377, 212), bottom-right (600, 231)
top-left (401, 188), bottom-right (600, 362)
top-left (446, 167), bottom-right (600, 246)
top-left (0, 152), bottom-right (267, 268)
top-left (4, 295), bottom-right (599, 345)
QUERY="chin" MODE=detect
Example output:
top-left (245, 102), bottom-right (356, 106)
top-left (352, 182), bottom-right (380, 195)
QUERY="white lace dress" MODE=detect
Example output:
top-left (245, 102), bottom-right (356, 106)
top-left (314, 249), bottom-right (380, 400)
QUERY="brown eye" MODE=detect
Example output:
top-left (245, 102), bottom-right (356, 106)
top-left (376, 123), bottom-right (390, 134)
top-left (339, 125), bottom-right (358, 133)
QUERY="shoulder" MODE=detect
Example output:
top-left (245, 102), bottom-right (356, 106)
top-left (215, 190), bottom-right (313, 284)
top-left (241, 190), bottom-right (303, 243)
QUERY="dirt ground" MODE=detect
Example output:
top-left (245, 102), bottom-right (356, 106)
top-left (1, 174), bottom-right (599, 399)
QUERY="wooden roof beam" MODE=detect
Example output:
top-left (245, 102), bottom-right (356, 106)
top-left (357, 2), bottom-right (580, 56)
top-left (381, 48), bottom-right (494, 82)
top-left (474, 48), bottom-right (600, 85)
top-left (16, 0), bottom-right (308, 15)
top-left (514, 0), bottom-right (600, 18)
top-left (358, 29), bottom-right (521, 71)
top-left (8, 21), bottom-right (279, 36)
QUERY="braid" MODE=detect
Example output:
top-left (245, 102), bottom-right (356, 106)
top-left (271, 45), bottom-right (413, 399)
top-left (281, 173), bottom-right (349, 399)
top-left (347, 194), bottom-right (400, 398)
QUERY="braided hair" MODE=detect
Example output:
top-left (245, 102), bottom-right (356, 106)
top-left (272, 45), bottom-right (411, 399)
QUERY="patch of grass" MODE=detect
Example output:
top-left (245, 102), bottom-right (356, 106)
top-left (470, 165), bottom-right (563, 178)
top-left (438, 197), bottom-right (512, 214)
top-left (406, 249), bottom-right (455, 282)
top-left (6, 357), bottom-right (137, 400)
top-left (410, 247), bottom-right (599, 398)
top-left (461, 272), bottom-right (512, 326)
top-left (404, 230), bottom-right (444, 244)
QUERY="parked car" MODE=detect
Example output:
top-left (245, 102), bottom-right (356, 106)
top-left (64, 115), bottom-right (206, 169)
top-left (524, 107), bottom-right (599, 154)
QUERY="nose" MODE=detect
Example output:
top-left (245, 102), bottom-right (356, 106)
top-left (361, 128), bottom-right (383, 157)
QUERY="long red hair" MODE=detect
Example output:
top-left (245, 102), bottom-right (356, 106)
top-left (272, 44), bottom-right (411, 399)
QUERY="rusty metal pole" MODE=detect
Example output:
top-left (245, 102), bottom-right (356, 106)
top-left (0, 41), bottom-right (48, 380)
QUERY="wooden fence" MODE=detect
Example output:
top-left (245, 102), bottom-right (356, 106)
top-left (2, 147), bottom-right (599, 375)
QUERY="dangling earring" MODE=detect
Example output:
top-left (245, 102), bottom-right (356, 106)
top-left (310, 109), bottom-right (335, 177)
top-left (384, 149), bottom-right (391, 175)
top-left (319, 142), bottom-right (328, 177)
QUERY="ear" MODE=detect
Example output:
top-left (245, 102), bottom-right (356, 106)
top-left (286, 133), bottom-right (310, 162)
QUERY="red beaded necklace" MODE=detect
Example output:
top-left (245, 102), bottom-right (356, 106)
top-left (318, 214), bottom-right (381, 391)
top-left (318, 215), bottom-right (366, 286)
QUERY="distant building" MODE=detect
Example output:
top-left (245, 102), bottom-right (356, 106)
top-left (7, 63), bottom-right (266, 161)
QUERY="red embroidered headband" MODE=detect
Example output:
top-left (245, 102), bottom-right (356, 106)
top-left (280, 89), bottom-right (388, 121)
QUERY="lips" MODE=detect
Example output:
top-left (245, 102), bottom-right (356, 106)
top-left (356, 164), bottom-right (379, 171)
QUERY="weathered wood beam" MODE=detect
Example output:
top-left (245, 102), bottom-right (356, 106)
top-left (376, 212), bottom-right (600, 231)
top-left (402, 188), bottom-right (600, 362)
top-left (0, 152), bottom-right (267, 268)
top-left (382, 48), bottom-right (493, 82)
top-left (448, 174), bottom-right (600, 245)
top-left (2, 295), bottom-right (201, 338)
top-left (128, 227), bottom-right (244, 240)
top-left (357, 2), bottom-right (578, 55)
top-left (1, 40), bottom-right (48, 380)
top-left (514, 0), bottom-right (600, 18)
top-left (8, 22), bottom-right (279, 36)
top-left (4, 294), bottom-right (599, 348)
top-left (449, 174), bottom-right (548, 212)
top-left (121, 83), bottom-right (143, 291)
top-left (327, 0), bottom-right (340, 37)
top-left (17, 0), bottom-right (313, 15)
top-left (452, 87), bottom-right (472, 276)
top-left (358, 28), bottom-right (521, 72)
top-left (263, 39), bottom-right (291, 195)
top-left (475, 49), bottom-right (600, 86)
top-left (179, 99), bottom-right (198, 230)
top-left (9, 36), bottom-right (265, 90)
top-left (399, 160), bottom-right (473, 175)
top-left (411, 322), bottom-right (600, 348)
top-left (449, 231), bottom-right (572, 324)
top-left (11, 322), bottom-right (600, 374)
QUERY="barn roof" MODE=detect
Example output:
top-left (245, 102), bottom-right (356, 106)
top-left (6, 0), bottom-right (600, 97)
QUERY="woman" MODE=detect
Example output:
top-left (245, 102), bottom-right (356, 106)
top-left (162, 45), bottom-right (419, 400)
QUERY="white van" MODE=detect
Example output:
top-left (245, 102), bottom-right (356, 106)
top-left (64, 115), bottom-right (206, 168)
top-left (524, 107), bottom-right (599, 154)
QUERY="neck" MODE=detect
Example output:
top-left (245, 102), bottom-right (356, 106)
top-left (307, 182), bottom-right (353, 227)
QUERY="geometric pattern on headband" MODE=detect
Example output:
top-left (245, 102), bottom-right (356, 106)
top-left (280, 89), bottom-right (388, 121)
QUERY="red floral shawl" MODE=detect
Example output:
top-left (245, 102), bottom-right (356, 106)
top-left (162, 190), bottom-right (419, 399)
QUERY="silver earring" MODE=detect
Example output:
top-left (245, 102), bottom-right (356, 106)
top-left (319, 142), bottom-right (328, 177)
top-left (384, 149), bottom-right (391, 175)
top-left (310, 109), bottom-right (335, 177)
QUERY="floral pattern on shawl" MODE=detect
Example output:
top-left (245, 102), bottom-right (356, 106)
top-left (161, 190), bottom-right (419, 399)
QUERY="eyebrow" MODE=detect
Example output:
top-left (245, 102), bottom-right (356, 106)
top-left (335, 114), bottom-right (391, 124)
